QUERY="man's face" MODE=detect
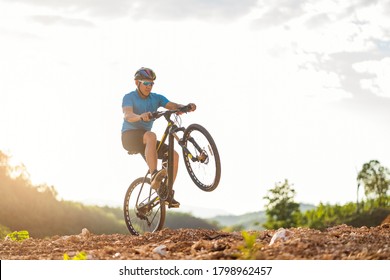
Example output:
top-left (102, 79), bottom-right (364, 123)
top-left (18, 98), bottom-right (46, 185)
top-left (136, 79), bottom-right (154, 96)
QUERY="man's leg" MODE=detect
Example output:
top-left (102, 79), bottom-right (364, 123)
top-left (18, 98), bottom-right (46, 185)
top-left (143, 131), bottom-right (158, 174)
top-left (167, 150), bottom-right (180, 208)
top-left (172, 150), bottom-right (179, 183)
top-left (144, 131), bottom-right (167, 190)
top-left (158, 144), bottom-right (179, 182)
top-left (158, 145), bottom-right (180, 208)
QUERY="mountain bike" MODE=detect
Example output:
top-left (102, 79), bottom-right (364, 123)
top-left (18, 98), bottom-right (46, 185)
top-left (123, 105), bottom-right (221, 235)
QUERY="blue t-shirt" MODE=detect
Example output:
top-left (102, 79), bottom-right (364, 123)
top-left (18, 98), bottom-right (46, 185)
top-left (121, 90), bottom-right (170, 132)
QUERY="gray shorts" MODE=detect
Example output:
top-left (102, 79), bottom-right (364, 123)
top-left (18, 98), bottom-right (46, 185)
top-left (121, 129), bottom-right (169, 159)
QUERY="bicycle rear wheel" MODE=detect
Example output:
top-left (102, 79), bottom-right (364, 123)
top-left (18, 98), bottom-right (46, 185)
top-left (182, 124), bottom-right (221, 192)
top-left (123, 177), bottom-right (166, 235)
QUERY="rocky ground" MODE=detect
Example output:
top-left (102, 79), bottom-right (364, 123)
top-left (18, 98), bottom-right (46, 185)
top-left (1, 223), bottom-right (389, 260)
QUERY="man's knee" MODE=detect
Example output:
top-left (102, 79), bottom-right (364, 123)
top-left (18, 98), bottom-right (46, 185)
top-left (143, 131), bottom-right (157, 144)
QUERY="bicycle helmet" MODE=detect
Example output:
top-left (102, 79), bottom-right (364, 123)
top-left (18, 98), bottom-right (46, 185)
top-left (134, 67), bottom-right (156, 80)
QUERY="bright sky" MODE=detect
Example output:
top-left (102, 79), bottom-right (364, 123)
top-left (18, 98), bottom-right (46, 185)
top-left (1, 0), bottom-right (390, 218)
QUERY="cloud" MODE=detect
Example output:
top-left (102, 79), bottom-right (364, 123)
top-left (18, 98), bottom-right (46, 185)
top-left (305, 35), bottom-right (390, 98)
top-left (3, 0), bottom-right (133, 18)
top-left (252, 0), bottom-right (385, 30)
top-left (305, 49), bottom-right (390, 123)
top-left (305, 13), bottom-right (332, 29)
top-left (250, 0), bottom-right (390, 102)
top-left (253, 0), bottom-right (305, 28)
top-left (5, 0), bottom-right (258, 20)
top-left (0, 27), bottom-right (41, 40)
top-left (318, 52), bottom-right (382, 95)
top-left (131, 0), bottom-right (258, 20)
top-left (30, 15), bottom-right (95, 28)
top-left (353, 57), bottom-right (390, 98)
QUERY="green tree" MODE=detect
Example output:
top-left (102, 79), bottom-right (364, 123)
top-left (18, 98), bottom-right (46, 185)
top-left (357, 160), bottom-right (390, 207)
top-left (263, 179), bottom-right (300, 229)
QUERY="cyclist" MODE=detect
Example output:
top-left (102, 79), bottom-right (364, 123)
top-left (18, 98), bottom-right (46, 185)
top-left (121, 67), bottom-right (196, 208)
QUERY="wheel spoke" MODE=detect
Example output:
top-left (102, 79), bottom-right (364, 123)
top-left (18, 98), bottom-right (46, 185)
top-left (124, 178), bottom-right (165, 235)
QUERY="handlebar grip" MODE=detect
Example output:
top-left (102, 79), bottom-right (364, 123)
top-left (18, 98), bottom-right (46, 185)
top-left (151, 112), bottom-right (160, 119)
top-left (179, 104), bottom-right (192, 113)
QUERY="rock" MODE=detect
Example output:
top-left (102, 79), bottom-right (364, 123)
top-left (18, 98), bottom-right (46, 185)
top-left (269, 228), bottom-right (294, 245)
top-left (153, 245), bottom-right (167, 256)
top-left (191, 240), bottom-right (212, 253)
top-left (81, 228), bottom-right (91, 238)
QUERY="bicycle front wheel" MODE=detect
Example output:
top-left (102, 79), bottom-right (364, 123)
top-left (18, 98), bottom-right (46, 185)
top-left (123, 177), bottom-right (166, 235)
top-left (182, 124), bottom-right (221, 192)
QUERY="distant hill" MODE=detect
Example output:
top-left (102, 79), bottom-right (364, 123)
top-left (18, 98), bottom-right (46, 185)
top-left (208, 211), bottom-right (266, 230)
top-left (165, 211), bottom-right (218, 230)
top-left (299, 203), bottom-right (317, 212)
top-left (208, 203), bottom-right (316, 231)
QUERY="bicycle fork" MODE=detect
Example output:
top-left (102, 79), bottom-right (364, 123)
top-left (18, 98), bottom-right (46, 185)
top-left (171, 126), bottom-right (209, 164)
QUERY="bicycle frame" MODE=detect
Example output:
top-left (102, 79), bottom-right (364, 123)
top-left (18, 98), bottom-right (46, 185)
top-left (136, 106), bottom-right (213, 209)
top-left (154, 111), bottom-right (186, 203)
top-left (152, 110), bottom-right (202, 193)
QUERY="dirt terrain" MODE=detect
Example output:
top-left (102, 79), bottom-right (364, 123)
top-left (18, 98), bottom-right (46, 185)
top-left (1, 223), bottom-right (389, 260)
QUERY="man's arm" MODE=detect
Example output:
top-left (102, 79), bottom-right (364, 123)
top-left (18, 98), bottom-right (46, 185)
top-left (165, 102), bottom-right (196, 111)
top-left (165, 102), bottom-right (183, 110)
top-left (123, 106), bottom-right (152, 122)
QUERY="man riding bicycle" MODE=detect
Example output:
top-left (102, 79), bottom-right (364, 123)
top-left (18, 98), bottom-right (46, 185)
top-left (121, 67), bottom-right (196, 208)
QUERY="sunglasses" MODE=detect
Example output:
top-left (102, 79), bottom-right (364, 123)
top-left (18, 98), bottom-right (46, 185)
top-left (139, 80), bottom-right (154, 86)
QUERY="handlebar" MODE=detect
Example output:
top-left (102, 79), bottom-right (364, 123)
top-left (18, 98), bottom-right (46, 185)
top-left (150, 104), bottom-right (193, 120)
